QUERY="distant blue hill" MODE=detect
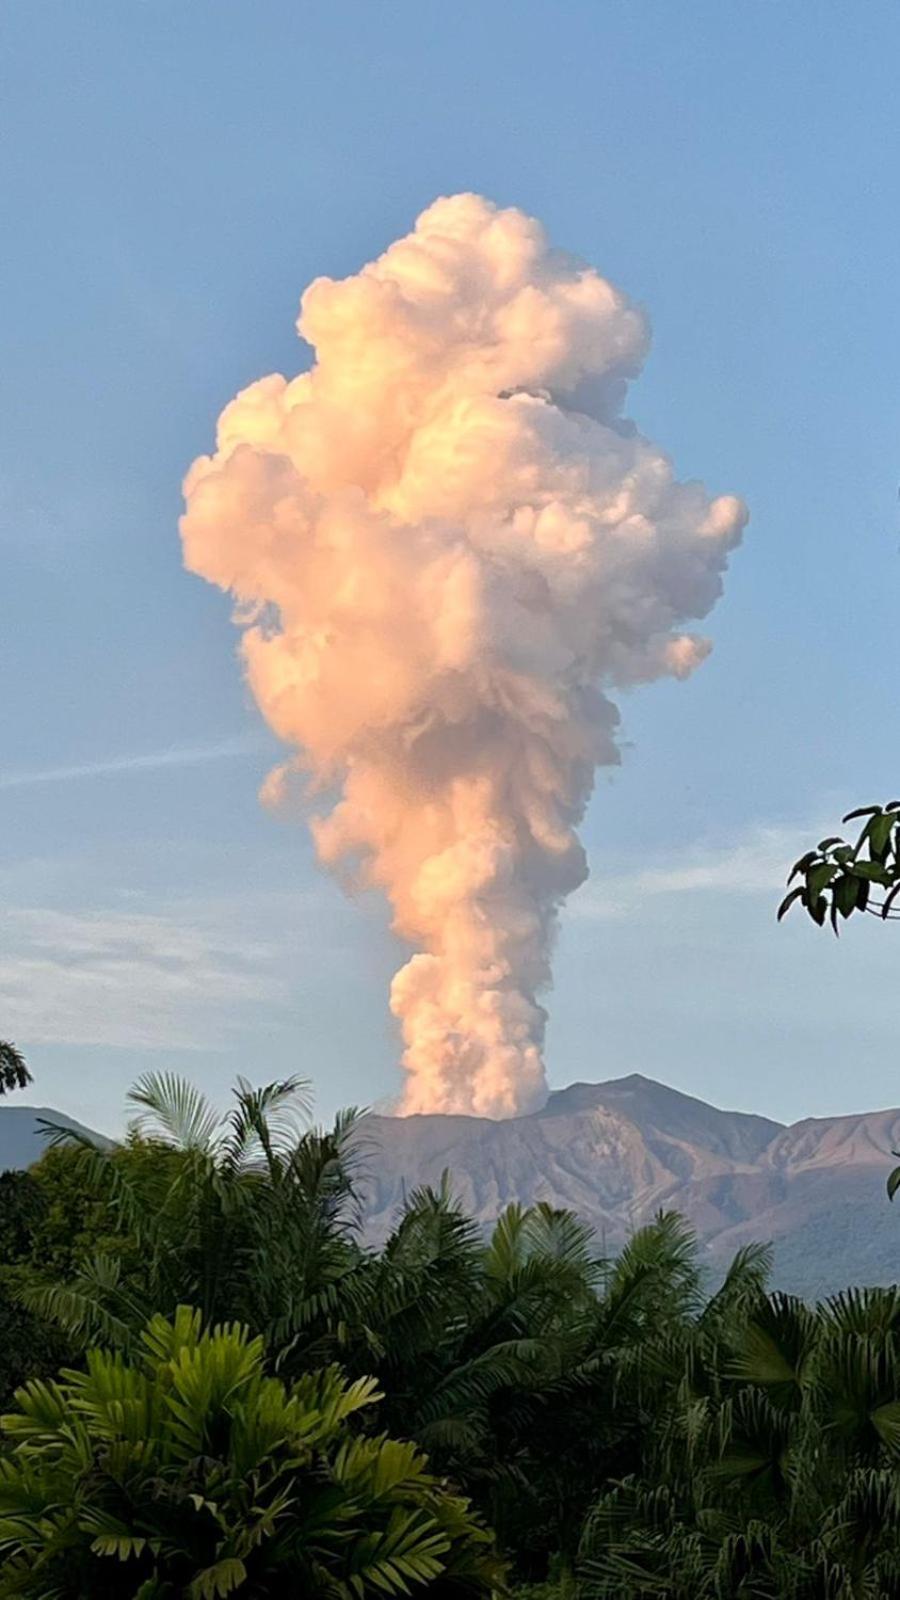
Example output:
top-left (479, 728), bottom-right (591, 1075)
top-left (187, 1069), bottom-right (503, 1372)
top-left (0, 1107), bottom-right (106, 1172)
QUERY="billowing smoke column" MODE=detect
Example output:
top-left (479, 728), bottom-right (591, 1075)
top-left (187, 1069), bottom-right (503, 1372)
top-left (181, 195), bottom-right (745, 1118)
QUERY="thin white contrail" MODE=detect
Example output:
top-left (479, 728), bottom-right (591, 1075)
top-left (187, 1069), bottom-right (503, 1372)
top-left (0, 737), bottom-right (258, 791)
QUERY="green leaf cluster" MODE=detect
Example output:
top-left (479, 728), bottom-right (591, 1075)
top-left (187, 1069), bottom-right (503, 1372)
top-left (0, 1046), bottom-right (30, 1100)
top-left (0, 1305), bottom-right (501, 1598)
top-left (779, 802), bottom-right (900, 931)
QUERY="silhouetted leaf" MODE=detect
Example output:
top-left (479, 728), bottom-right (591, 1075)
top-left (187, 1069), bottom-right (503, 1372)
top-left (777, 888), bottom-right (805, 922)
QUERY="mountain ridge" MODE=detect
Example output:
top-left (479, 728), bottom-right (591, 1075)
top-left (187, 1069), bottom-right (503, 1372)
top-left (357, 1075), bottom-right (900, 1298)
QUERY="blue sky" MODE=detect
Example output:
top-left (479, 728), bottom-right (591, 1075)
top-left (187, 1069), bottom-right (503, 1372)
top-left (3, 0), bottom-right (900, 1134)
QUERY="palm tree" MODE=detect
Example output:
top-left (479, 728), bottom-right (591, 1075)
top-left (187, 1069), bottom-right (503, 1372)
top-left (17, 1072), bottom-right (369, 1357)
top-left (498, 1210), bottom-right (709, 1590)
top-left (578, 1282), bottom-right (900, 1598)
top-left (0, 1306), bottom-right (503, 1597)
top-left (354, 1197), bottom-right (713, 1589)
top-left (0, 1042), bottom-right (30, 1097)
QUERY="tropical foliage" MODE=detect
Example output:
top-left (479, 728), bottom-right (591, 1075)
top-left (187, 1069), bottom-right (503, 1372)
top-left (580, 1283), bottom-right (900, 1597)
top-left (0, 1305), bottom-right (500, 1598)
top-left (779, 800), bottom-right (900, 930)
top-left (15, 1072), bottom-right (356, 1349)
top-left (11, 1076), bottom-right (708, 1581)
top-left (0, 1045), bottom-right (30, 1099)
top-left (3, 1071), bottom-right (900, 1596)
top-left (0, 1174), bottom-right (74, 1409)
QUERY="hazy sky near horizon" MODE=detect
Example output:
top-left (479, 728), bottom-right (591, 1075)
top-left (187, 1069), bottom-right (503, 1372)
top-left (3, 0), bottom-right (900, 1135)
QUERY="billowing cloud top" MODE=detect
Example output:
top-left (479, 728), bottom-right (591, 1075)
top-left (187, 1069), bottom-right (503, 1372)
top-left (182, 194), bottom-right (746, 1118)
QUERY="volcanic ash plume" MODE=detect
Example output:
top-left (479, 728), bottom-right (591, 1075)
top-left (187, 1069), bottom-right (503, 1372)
top-left (181, 194), bottom-right (746, 1118)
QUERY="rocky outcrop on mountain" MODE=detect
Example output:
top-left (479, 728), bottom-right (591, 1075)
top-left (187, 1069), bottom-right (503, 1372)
top-left (358, 1076), bottom-right (900, 1299)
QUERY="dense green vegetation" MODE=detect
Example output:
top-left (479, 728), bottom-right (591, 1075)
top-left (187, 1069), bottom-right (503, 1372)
top-left (1, 1071), bottom-right (900, 1596)
top-left (0, 1307), bottom-right (499, 1598)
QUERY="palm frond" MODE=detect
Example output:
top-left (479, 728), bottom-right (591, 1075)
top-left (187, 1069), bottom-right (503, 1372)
top-left (221, 1075), bottom-right (313, 1174)
top-left (706, 1243), bottom-right (773, 1318)
top-left (0, 1039), bottom-right (31, 1096)
top-left (15, 1265), bottom-right (137, 1350)
top-left (127, 1071), bottom-right (223, 1152)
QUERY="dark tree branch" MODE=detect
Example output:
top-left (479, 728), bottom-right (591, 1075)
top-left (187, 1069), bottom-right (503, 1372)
top-left (0, 1041), bottom-right (32, 1096)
